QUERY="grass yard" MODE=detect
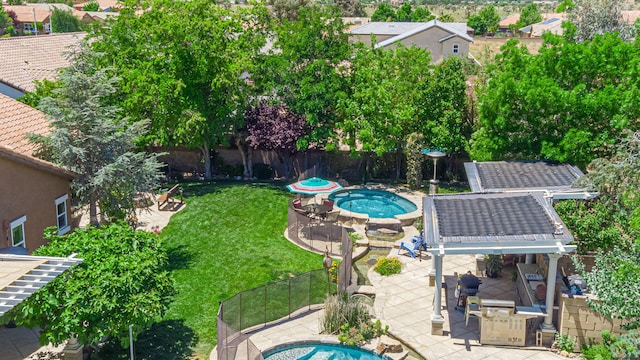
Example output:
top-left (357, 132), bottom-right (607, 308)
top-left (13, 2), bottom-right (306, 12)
top-left (97, 182), bottom-right (325, 359)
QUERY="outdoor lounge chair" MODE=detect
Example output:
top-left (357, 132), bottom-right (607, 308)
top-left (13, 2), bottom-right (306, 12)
top-left (398, 235), bottom-right (427, 258)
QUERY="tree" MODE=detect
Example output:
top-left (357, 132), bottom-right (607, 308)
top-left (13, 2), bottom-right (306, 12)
top-left (467, 5), bottom-right (500, 35)
top-left (6, 223), bottom-right (174, 347)
top-left (395, 3), bottom-right (412, 22)
top-left (28, 46), bottom-right (165, 225)
top-left (92, 0), bottom-right (269, 179)
top-left (516, 3), bottom-right (542, 29)
top-left (337, 44), bottom-right (432, 179)
top-left (245, 100), bottom-right (308, 179)
top-left (438, 13), bottom-right (454, 22)
top-left (412, 7), bottom-right (435, 22)
top-left (258, 5), bottom-right (352, 152)
top-left (563, 0), bottom-right (633, 43)
top-left (334, 0), bottom-right (364, 17)
top-left (371, 2), bottom-right (395, 22)
top-left (0, 3), bottom-right (16, 37)
top-left (470, 34), bottom-right (640, 168)
top-left (51, 8), bottom-right (82, 33)
top-left (416, 56), bottom-right (472, 156)
top-left (270, 0), bottom-right (310, 20)
top-left (82, 1), bottom-right (99, 11)
top-left (404, 132), bottom-right (425, 189)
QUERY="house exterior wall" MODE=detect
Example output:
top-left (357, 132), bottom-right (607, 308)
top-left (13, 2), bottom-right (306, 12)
top-left (349, 33), bottom-right (394, 47)
top-left (372, 28), bottom-right (470, 63)
top-left (0, 156), bottom-right (72, 253)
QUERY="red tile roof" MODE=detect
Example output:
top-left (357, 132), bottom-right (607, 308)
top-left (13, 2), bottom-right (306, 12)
top-left (0, 92), bottom-right (50, 156)
top-left (0, 93), bottom-right (75, 178)
top-left (0, 32), bottom-right (86, 92)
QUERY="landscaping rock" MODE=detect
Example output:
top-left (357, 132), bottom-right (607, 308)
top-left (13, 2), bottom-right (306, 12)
top-left (375, 335), bottom-right (403, 354)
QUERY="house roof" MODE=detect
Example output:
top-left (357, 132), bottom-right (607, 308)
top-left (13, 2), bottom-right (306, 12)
top-left (0, 93), bottom-right (50, 156)
top-left (498, 13), bottom-right (520, 27)
top-left (423, 192), bottom-right (575, 255)
top-left (2, 5), bottom-right (50, 23)
top-left (0, 254), bottom-right (83, 317)
top-left (74, 0), bottom-right (121, 11)
top-left (0, 93), bottom-right (76, 179)
top-left (464, 160), bottom-right (585, 193)
top-left (28, 3), bottom-right (76, 12)
top-left (0, 32), bottom-right (86, 93)
top-left (622, 10), bottom-right (640, 24)
top-left (519, 14), bottom-right (567, 37)
top-left (83, 11), bottom-right (119, 21)
top-left (349, 21), bottom-right (425, 36)
top-left (370, 20), bottom-right (473, 49)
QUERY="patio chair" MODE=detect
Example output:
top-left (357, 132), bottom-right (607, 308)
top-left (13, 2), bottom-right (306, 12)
top-left (398, 235), bottom-right (427, 258)
top-left (292, 199), bottom-right (308, 215)
top-left (465, 296), bottom-right (481, 326)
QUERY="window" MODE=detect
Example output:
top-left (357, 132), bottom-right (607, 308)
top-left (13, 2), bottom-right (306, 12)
top-left (452, 44), bottom-right (460, 54)
top-left (23, 23), bottom-right (35, 34)
top-left (10, 215), bottom-right (26, 248)
top-left (55, 194), bottom-right (70, 235)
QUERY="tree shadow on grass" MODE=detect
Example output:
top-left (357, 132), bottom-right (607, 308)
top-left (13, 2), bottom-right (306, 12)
top-left (165, 244), bottom-right (194, 272)
top-left (95, 320), bottom-right (198, 360)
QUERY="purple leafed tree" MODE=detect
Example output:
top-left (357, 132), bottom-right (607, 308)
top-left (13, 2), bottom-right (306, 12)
top-left (245, 100), bottom-right (308, 179)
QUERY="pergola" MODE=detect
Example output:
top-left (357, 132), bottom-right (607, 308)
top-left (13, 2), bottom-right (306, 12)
top-left (0, 254), bottom-right (82, 316)
top-left (423, 191), bottom-right (576, 335)
top-left (464, 160), bottom-right (597, 200)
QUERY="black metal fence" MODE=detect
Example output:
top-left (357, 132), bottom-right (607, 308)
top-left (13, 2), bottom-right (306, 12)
top-left (216, 205), bottom-right (354, 360)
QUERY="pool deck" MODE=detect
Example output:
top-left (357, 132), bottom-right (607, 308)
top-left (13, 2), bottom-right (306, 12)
top-left (213, 229), bottom-right (564, 360)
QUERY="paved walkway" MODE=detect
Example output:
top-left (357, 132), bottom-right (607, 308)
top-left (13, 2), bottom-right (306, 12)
top-left (223, 250), bottom-right (563, 360)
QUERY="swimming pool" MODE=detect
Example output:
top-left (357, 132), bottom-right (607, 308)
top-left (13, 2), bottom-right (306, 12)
top-left (263, 342), bottom-right (390, 360)
top-left (329, 189), bottom-right (418, 219)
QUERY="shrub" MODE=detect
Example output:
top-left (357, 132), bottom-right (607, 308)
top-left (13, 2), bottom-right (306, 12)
top-left (582, 344), bottom-right (612, 360)
top-left (337, 319), bottom-right (388, 346)
top-left (484, 254), bottom-right (503, 278)
top-left (320, 292), bottom-right (371, 335)
top-left (609, 331), bottom-right (640, 360)
top-left (555, 332), bottom-right (577, 353)
top-left (252, 163), bottom-right (274, 180)
top-left (373, 256), bottom-right (402, 276)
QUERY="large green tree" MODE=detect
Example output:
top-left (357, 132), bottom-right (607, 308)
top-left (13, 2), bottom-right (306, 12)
top-left (6, 223), bottom-right (174, 347)
top-left (467, 5), bottom-right (500, 35)
top-left (0, 2), bottom-right (16, 36)
top-left (516, 3), bottom-right (542, 29)
top-left (337, 44), bottom-right (432, 179)
top-left (563, 0), bottom-right (633, 43)
top-left (370, 2), bottom-right (395, 22)
top-left (51, 8), bottom-right (82, 33)
top-left (258, 5), bottom-right (352, 151)
top-left (470, 34), bottom-right (640, 168)
top-left (29, 46), bottom-right (165, 225)
top-left (92, 0), bottom-right (269, 179)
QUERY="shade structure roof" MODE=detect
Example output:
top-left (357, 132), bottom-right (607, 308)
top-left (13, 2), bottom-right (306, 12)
top-left (0, 254), bottom-right (83, 316)
top-left (423, 192), bottom-right (576, 256)
top-left (286, 177), bottom-right (342, 195)
top-left (464, 161), bottom-right (584, 193)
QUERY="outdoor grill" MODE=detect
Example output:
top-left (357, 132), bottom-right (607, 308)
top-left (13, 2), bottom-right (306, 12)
top-left (456, 271), bottom-right (482, 309)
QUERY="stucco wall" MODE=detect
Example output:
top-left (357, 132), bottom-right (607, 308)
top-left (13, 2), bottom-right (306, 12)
top-left (0, 157), bottom-right (72, 253)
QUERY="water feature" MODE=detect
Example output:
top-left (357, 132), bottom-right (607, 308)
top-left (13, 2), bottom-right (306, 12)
top-left (353, 248), bottom-right (392, 286)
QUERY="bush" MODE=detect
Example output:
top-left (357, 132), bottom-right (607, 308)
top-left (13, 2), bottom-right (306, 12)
top-left (321, 292), bottom-right (371, 335)
top-left (484, 254), bottom-right (503, 278)
top-left (337, 319), bottom-right (387, 346)
top-left (373, 256), bottom-right (402, 276)
top-left (582, 344), bottom-right (612, 360)
top-left (555, 332), bottom-right (577, 353)
top-left (252, 163), bottom-right (274, 180)
top-left (609, 331), bottom-right (640, 360)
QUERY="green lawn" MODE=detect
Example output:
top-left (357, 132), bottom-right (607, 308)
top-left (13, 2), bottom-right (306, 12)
top-left (98, 182), bottom-right (325, 359)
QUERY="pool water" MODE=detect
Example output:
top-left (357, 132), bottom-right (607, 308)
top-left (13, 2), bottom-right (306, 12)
top-left (263, 343), bottom-right (390, 360)
top-left (329, 189), bottom-right (417, 218)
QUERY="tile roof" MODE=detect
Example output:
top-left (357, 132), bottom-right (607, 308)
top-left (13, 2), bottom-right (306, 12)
top-left (0, 32), bottom-right (86, 93)
top-left (2, 5), bottom-right (50, 23)
top-left (0, 93), bottom-right (76, 179)
top-left (349, 21), bottom-right (424, 36)
top-left (0, 93), bottom-right (50, 156)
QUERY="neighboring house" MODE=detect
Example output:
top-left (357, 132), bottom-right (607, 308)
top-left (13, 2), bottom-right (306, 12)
top-left (74, 0), bottom-right (121, 12)
top-left (497, 13), bottom-right (520, 33)
top-left (518, 13), bottom-right (566, 37)
top-left (2, 5), bottom-right (50, 35)
top-left (348, 20), bottom-right (473, 63)
top-left (82, 10), bottom-right (119, 23)
top-left (0, 32), bottom-right (86, 98)
top-left (342, 17), bottom-right (370, 32)
top-left (0, 93), bottom-right (76, 254)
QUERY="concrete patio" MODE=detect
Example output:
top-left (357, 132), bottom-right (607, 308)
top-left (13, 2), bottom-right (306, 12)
top-left (235, 249), bottom-right (563, 360)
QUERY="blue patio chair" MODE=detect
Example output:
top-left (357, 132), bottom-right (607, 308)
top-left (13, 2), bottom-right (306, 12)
top-left (398, 235), bottom-right (427, 258)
